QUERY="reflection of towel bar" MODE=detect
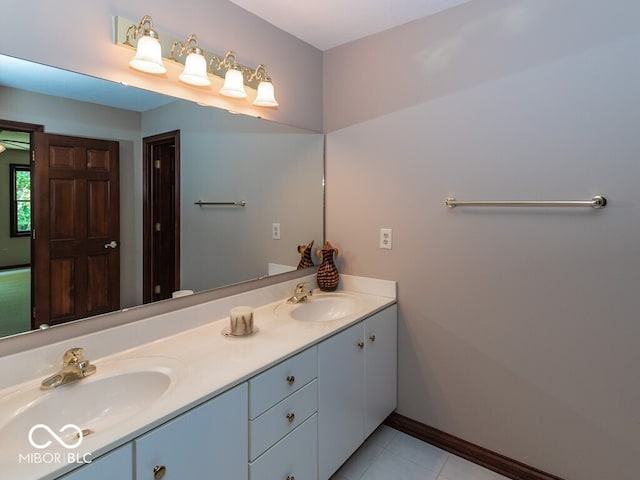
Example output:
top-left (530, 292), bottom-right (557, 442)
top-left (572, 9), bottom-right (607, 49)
top-left (194, 200), bottom-right (246, 207)
top-left (445, 195), bottom-right (607, 209)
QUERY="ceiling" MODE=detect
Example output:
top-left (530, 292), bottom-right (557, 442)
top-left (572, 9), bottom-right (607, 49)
top-left (228, 0), bottom-right (473, 51)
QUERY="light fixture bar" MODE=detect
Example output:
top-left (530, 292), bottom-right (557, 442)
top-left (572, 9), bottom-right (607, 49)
top-left (114, 16), bottom-right (266, 90)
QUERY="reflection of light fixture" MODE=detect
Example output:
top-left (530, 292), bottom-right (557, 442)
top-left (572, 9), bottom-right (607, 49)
top-left (217, 52), bottom-right (248, 99)
top-left (125, 15), bottom-right (167, 74)
top-left (171, 34), bottom-right (210, 86)
top-left (251, 65), bottom-right (278, 107)
top-left (0, 144), bottom-right (5, 153)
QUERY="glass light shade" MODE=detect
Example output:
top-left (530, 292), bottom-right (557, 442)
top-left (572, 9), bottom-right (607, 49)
top-left (129, 35), bottom-right (166, 74)
top-left (253, 80), bottom-right (279, 107)
top-left (179, 52), bottom-right (211, 86)
top-left (219, 68), bottom-right (247, 98)
top-left (0, 144), bottom-right (5, 153)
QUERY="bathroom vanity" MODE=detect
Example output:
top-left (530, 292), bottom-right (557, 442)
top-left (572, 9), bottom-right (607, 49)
top-left (0, 274), bottom-right (396, 480)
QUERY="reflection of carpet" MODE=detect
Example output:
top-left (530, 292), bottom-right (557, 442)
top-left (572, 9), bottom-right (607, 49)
top-left (0, 268), bottom-right (31, 337)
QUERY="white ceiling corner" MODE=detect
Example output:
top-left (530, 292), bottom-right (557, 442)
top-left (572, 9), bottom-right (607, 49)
top-left (228, 0), bottom-right (473, 50)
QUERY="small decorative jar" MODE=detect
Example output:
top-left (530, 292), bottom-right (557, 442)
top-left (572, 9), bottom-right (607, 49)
top-left (316, 241), bottom-right (340, 291)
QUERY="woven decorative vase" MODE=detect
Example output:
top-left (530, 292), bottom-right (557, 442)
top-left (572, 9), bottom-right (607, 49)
top-left (297, 240), bottom-right (315, 269)
top-left (316, 241), bottom-right (339, 292)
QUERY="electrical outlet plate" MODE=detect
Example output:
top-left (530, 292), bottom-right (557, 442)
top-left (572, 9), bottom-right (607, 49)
top-left (380, 228), bottom-right (392, 249)
top-left (272, 223), bottom-right (281, 240)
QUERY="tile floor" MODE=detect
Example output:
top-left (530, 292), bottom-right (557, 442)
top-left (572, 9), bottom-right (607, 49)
top-left (330, 426), bottom-right (510, 480)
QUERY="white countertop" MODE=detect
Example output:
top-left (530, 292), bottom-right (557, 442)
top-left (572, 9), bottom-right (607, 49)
top-left (0, 274), bottom-right (396, 480)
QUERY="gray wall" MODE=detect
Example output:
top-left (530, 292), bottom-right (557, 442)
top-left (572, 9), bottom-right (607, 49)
top-left (324, 1), bottom-right (640, 479)
top-left (0, 0), bottom-right (322, 132)
top-left (0, 149), bottom-right (30, 267)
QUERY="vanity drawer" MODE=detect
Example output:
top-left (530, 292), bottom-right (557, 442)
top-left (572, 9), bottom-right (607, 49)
top-left (249, 414), bottom-right (318, 480)
top-left (249, 379), bottom-right (317, 460)
top-left (249, 346), bottom-right (317, 419)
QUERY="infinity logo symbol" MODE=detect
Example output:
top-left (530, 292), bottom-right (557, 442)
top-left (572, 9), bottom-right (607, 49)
top-left (28, 424), bottom-right (83, 450)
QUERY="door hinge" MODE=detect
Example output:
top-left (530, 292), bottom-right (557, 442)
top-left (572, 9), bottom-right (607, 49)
top-left (32, 229), bottom-right (36, 240)
top-left (32, 306), bottom-right (36, 319)
top-left (154, 160), bottom-right (161, 169)
top-left (31, 150), bottom-right (36, 163)
top-left (155, 222), bottom-right (161, 232)
top-left (154, 285), bottom-right (161, 294)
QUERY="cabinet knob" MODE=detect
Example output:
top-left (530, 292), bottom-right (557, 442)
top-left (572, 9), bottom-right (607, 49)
top-left (286, 412), bottom-right (296, 423)
top-left (369, 334), bottom-right (376, 342)
top-left (153, 465), bottom-right (166, 480)
top-left (357, 341), bottom-right (365, 349)
top-left (286, 375), bottom-right (295, 385)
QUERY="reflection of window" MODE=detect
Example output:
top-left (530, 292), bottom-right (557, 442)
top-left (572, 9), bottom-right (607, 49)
top-left (10, 164), bottom-right (31, 237)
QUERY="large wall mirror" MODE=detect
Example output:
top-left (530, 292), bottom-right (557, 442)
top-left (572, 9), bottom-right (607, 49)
top-left (0, 54), bottom-right (324, 339)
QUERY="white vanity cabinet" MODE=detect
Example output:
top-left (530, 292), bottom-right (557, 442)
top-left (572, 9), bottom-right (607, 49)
top-left (318, 305), bottom-right (397, 479)
top-left (57, 444), bottom-right (133, 480)
top-left (248, 347), bottom-right (318, 480)
top-left (134, 383), bottom-right (248, 480)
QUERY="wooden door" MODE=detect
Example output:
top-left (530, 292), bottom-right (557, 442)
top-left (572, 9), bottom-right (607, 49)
top-left (33, 132), bottom-right (120, 328)
top-left (143, 131), bottom-right (180, 303)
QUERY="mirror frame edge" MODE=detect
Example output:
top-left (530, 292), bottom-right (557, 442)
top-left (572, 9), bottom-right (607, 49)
top-left (0, 267), bottom-right (318, 357)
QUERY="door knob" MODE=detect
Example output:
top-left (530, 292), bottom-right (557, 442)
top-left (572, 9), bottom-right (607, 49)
top-left (104, 240), bottom-right (118, 249)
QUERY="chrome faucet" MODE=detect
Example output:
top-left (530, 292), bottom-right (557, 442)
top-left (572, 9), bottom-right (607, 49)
top-left (40, 348), bottom-right (97, 390)
top-left (287, 282), bottom-right (313, 304)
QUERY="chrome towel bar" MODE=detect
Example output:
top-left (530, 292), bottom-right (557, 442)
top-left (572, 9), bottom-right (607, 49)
top-left (194, 200), bottom-right (246, 207)
top-left (445, 195), bottom-right (606, 209)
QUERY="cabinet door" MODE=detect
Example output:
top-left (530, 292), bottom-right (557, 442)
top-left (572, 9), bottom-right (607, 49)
top-left (135, 383), bottom-right (248, 480)
top-left (318, 322), bottom-right (365, 480)
top-left (364, 305), bottom-right (398, 437)
top-left (57, 444), bottom-right (132, 480)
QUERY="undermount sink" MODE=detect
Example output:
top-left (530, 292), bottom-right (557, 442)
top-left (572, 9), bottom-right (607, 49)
top-left (0, 356), bottom-right (181, 454)
top-left (275, 291), bottom-right (364, 322)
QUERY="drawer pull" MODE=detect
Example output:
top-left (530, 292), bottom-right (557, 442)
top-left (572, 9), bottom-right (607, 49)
top-left (286, 375), bottom-right (295, 385)
top-left (369, 334), bottom-right (376, 342)
top-left (357, 341), bottom-right (365, 349)
top-left (286, 412), bottom-right (296, 423)
top-left (153, 465), bottom-right (166, 480)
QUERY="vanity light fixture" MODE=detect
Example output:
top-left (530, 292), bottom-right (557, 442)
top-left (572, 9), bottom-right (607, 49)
top-left (251, 65), bottom-right (278, 107)
top-left (216, 52), bottom-right (248, 98)
top-left (171, 34), bottom-right (211, 86)
top-left (125, 15), bottom-right (167, 74)
top-left (114, 16), bottom-right (280, 107)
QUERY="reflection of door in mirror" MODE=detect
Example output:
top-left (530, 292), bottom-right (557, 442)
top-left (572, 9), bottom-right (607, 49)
top-left (0, 120), bottom-right (41, 337)
top-left (143, 130), bottom-right (181, 303)
top-left (33, 132), bottom-right (120, 328)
